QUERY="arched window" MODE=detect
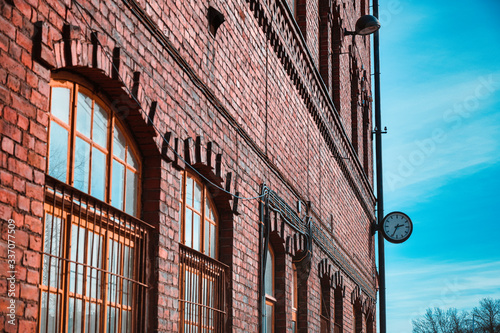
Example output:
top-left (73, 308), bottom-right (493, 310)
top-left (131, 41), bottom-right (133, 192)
top-left (40, 78), bottom-right (150, 333)
top-left (47, 80), bottom-right (141, 216)
top-left (291, 264), bottom-right (298, 332)
top-left (265, 244), bottom-right (276, 333)
top-left (178, 171), bottom-right (226, 332)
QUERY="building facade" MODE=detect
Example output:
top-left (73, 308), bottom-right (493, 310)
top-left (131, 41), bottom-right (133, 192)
top-left (0, 0), bottom-right (377, 332)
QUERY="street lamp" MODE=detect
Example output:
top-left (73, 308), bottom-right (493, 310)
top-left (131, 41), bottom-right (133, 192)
top-left (345, 15), bottom-right (381, 36)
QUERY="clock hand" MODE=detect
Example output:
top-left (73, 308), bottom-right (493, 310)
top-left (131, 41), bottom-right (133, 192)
top-left (391, 224), bottom-right (402, 237)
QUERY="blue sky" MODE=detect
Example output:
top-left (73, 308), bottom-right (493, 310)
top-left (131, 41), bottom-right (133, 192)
top-left (375, 0), bottom-right (500, 331)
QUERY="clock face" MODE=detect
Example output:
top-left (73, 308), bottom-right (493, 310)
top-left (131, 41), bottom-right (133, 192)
top-left (382, 212), bottom-right (413, 244)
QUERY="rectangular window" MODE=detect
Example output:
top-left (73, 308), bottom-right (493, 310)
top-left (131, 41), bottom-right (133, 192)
top-left (40, 176), bottom-right (152, 333)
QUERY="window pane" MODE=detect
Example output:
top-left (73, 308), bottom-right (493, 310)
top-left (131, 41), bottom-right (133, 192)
top-left (266, 303), bottom-right (274, 333)
top-left (122, 245), bottom-right (134, 306)
top-left (204, 219), bottom-right (210, 255)
top-left (113, 124), bottom-right (126, 160)
top-left (91, 148), bottom-right (106, 201)
top-left (193, 213), bottom-right (201, 251)
top-left (185, 209), bottom-right (193, 248)
top-left (128, 149), bottom-right (139, 170)
top-left (86, 232), bottom-right (102, 300)
top-left (111, 160), bottom-right (125, 210)
top-left (40, 292), bottom-right (60, 333)
top-left (93, 103), bottom-right (108, 148)
top-left (108, 240), bottom-right (120, 304)
top-left (186, 176), bottom-right (193, 206)
top-left (184, 270), bottom-right (199, 323)
top-left (70, 225), bottom-right (85, 295)
top-left (125, 169), bottom-right (138, 217)
top-left (48, 121), bottom-right (68, 182)
top-left (122, 309), bottom-right (132, 333)
top-left (68, 297), bottom-right (83, 332)
top-left (85, 302), bottom-right (101, 333)
top-left (74, 137), bottom-right (90, 193)
top-left (50, 87), bottom-right (70, 124)
top-left (106, 306), bottom-right (117, 333)
top-left (43, 213), bottom-right (62, 288)
top-left (210, 223), bottom-right (216, 259)
top-left (77, 92), bottom-right (92, 138)
top-left (265, 248), bottom-right (273, 297)
top-left (194, 181), bottom-right (202, 211)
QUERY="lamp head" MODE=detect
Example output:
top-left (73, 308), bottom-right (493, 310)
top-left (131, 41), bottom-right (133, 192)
top-left (345, 15), bottom-right (381, 36)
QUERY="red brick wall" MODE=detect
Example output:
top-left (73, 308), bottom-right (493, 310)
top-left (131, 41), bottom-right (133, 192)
top-left (0, 0), bottom-right (377, 332)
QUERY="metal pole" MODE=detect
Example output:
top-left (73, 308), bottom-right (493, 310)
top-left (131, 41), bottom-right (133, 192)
top-left (372, 0), bottom-right (386, 332)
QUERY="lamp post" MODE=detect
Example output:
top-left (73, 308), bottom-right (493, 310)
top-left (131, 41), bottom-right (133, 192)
top-left (345, 10), bottom-right (386, 333)
top-left (370, 0), bottom-right (388, 332)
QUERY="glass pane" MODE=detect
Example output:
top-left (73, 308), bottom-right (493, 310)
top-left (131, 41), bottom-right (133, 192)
top-left (43, 214), bottom-right (62, 288)
top-left (125, 169), bottom-right (138, 216)
top-left (266, 303), bottom-right (274, 333)
top-left (77, 92), bottom-right (92, 138)
top-left (86, 232), bottom-right (102, 300)
top-left (210, 223), bottom-right (216, 259)
top-left (204, 219), bottom-right (210, 255)
top-left (108, 240), bottom-right (120, 303)
top-left (186, 176), bottom-right (193, 206)
top-left (74, 137), bottom-right (90, 193)
top-left (193, 213), bottom-right (201, 251)
top-left (106, 306), bottom-right (117, 333)
top-left (193, 181), bottom-right (202, 211)
top-left (113, 124), bottom-right (126, 160)
top-left (40, 292), bottom-right (60, 333)
top-left (205, 198), bottom-right (210, 220)
top-left (91, 148), bottom-right (106, 201)
top-left (48, 121), bottom-right (68, 182)
top-left (128, 149), bottom-right (139, 170)
top-left (68, 297), bottom-right (83, 332)
top-left (50, 87), bottom-right (70, 124)
top-left (184, 271), bottom-right (199, 323)
top-left (122, 309), bottom-right (132, 333)
top-left (185, 209), bottom-right (192, 247)
top-left (265, 248), bottom-right (273, 297)
top-left (70, 225), bottom-right (85, 295)
top-left (93, 103), bottom-right (108, 147)
top-left (122, 245), bottom-right (134, 306)
top-left (85, 302), bottom-right (101, 333)
top-left (111, 160), bottom-right (125, 210)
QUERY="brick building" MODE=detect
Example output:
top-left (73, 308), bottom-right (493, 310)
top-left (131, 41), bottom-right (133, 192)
top-left (0, 0), bottom-right (378, 332)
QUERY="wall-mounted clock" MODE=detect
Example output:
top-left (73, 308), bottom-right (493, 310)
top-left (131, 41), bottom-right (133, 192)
top-left (381, 211), bottom-right (413, 244)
